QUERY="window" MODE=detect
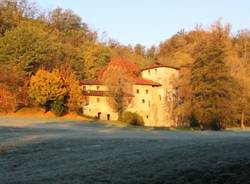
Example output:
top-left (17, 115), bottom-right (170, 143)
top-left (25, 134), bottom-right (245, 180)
top-left (155, 69), bottom-right (157, 73)
top-left (96, 86), bottom-right (100, 90)
top-left (159, 95), bottom-right (162, 101)
top-left (83, 86), bottom-right (86, 91)
top-left (142, 99), bottom-right (145, 103)
top-left (146, 115), bottom-right (149, 119)
top-left (97, 98), bottom-right (100, 102)
top-left (146, 89), bottom-right (149, 94)
top-left (136, 89), bottom-right (140, 94)
top-left (148, 70), bottom-right (151, 75)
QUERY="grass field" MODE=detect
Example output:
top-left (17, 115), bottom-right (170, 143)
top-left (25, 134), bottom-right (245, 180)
top-left (0, 117), bottom-right (250, 184)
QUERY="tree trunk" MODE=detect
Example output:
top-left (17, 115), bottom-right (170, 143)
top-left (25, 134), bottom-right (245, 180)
top-left (241, 111), bottom-right (245, 128)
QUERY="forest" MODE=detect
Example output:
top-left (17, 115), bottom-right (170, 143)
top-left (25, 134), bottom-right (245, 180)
top-left (1, 0), bottom-right (250, 129)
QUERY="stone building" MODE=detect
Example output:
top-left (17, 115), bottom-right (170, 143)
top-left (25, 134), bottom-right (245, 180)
top-left (81, 59), bottom-right (179, 127)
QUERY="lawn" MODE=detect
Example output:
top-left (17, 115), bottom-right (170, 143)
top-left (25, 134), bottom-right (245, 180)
top-left (0, 117), bottom-right (250, 184)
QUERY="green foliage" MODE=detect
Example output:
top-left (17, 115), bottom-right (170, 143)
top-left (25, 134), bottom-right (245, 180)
top-left (83, 42), bottom-right (111, 79)
top-left (0, 25), bottom-right (55, 75)
top-left (48, 7), bottom-right (85, 32)
top-left (0, 0), bottom-right (22, 36)
top-left (121, 111), bottom-right (144, 126)
top-left (50, 100), bottom-right (66, 116)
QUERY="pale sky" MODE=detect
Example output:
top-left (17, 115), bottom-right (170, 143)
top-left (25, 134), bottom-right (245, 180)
top-left (36, 0), bottom-right (250, 47)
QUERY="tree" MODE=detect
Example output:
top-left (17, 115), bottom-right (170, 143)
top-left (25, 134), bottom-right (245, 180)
top-left (59, 65), bottom-right (83, 112)
top-left (173, 65), bottom-right (193, 125)
top-left (109, 41), bottom-right (152, 68)
top-left (233, 64), bottom-right (250, 128)
top-left (233, 30), bottom-right (250, 127)
top-left (0, 0), bottom-right (22, 36)
top-left (82, 42), bottom-right (110, 79)
top-left (48, 8), bottom-right (86, 32)
top-left (0, 71), bottom-right (29, 112)
top-left (103, 67), bottom-right (133, 120)
top-left (0, 0), bottom-right (40, 36)
top-left (28, 70), bottom-right (67, 111)
top-left (163, 73), bottom-right (179, 126)
top-left (191, 22), bottom-right (237, 129)
top-left (0, 84), bottom-right (16, 112)
top-left (146, 46), bottom-right (158, 62)
top-left (235, 30), bottom-right (250, 64)
top-left (228, 47), bottom-right (250, 128)
top-left (134, 43), bottom-right (145, 57)
top-left (0, 25), bottom-right (56, 75)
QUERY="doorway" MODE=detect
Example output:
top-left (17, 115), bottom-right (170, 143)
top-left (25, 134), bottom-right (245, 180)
top-left (107, 114), bottom-right (110, 120)
top-left (97, 112), bottom-right (101, 119)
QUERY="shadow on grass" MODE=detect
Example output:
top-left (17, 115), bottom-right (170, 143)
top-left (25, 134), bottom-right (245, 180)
top-left (164, 160), bottom-right (250, 184)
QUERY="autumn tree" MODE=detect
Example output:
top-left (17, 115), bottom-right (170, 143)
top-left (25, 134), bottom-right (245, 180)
top-left (230, 59), bottom-right (250, 128)
top-left (59, 65), bottom-right (83, 113)
top-left (0, 84), bottom-right (16, 112)
top-left (233, 30), bottom-right (250, 127)
top-left (134, 43), bottom-right (145, 57)
top-left (109, 41), bottom-right (152, 68)
top-left (0, 71), bottom-right (29, 112)
top-left (103, 67), bottom-right (133, 120)
top-left (191, 23), bottom-right (237, 129)
top-left (28, 70), bottom-right (67, 112)
top-left (146, 46), bottom-right (158, 62)
top-left (173, 64), bottom-right (193, 125)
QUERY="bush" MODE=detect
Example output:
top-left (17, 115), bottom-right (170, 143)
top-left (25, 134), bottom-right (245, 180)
top-left (190, 113), bottom-right (199, 127)
top-left (50, 101), bottom-right (66, 117)
top-left (209, 119), bottom-right (226, 130)
top-left (121, 111), bottom-right (144, 126)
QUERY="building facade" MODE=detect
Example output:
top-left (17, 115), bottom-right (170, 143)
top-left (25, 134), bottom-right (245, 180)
top-left (81, 61), bottom-right (179, 127)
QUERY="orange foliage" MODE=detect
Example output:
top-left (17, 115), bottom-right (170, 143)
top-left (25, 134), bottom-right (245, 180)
top-left (0, 84), bottom-right (16, 112)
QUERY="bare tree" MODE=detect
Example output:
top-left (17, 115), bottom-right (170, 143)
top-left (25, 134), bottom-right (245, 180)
top-left (103, 67), bottom-right (133, 120)
top-left (164, 73), bottom-right (179, 126)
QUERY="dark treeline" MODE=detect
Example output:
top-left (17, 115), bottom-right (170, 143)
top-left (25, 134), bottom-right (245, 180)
top-left (0, 0), bottom-right (250, 129)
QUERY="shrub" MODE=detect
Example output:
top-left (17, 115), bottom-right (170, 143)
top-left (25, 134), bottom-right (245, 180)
top-left (121, 111), bottom-right (144, 126)
top-left (209, 119), bottom-right (226, 130)
top-left (50, 101), bottom-right (66, 117)
top-left (190, 113), bottom-right (199, 127)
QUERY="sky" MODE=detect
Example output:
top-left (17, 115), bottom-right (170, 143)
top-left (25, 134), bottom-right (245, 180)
top-left (36, 0), bottom-right (250, 47)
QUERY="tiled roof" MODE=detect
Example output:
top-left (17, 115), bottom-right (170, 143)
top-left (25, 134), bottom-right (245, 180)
top-left (80, 61), bottom-right (166, 87)
top-left (98, 58), bottom-right (140, 80)
top-left (108, 58), bottom-right (139, 73)
top-left (80, 77), bottom-right (161, 87)
top-left (132, 77), bottom-right (161, 86)
top-left (80, 80), bottom-right (103, 85)
top-left (83, 90), bottom-right (134, 97)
